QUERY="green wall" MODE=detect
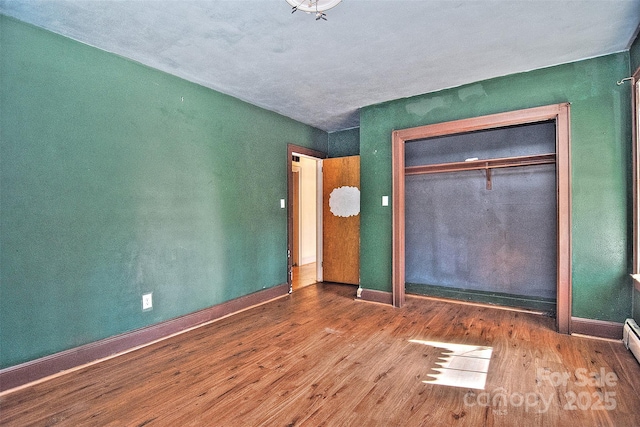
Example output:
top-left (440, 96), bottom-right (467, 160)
top-left (360, 53), bottom-right (633, 323)
top-left (0, 16), bottom-right (326, 369)
top-left (630, 31), bottom-right (640, 73)
top-left (631, 32), bottom-right (640, 324)
top-left (328, 127), bottom-right (360, 158)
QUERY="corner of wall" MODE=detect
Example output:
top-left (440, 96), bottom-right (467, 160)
top-left (328, 127), bottom-right (360, 158)
top-left (630, 24), bottom-right (640, 72)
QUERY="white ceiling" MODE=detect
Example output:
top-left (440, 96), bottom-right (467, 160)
top-left (2, 0), bottom-right (639, 132)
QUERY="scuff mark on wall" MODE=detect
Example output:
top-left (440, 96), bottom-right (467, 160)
top-left (406, 96), bottom-right (450, 117)
top-left (458, 84), bottom-right (487, 102)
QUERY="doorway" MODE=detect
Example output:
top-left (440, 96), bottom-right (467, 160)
top-left (291, 154), bottom-right (319, 290)
top-left (287, 144), bottom-right (326, 292)
top-left (392, 104), bottom-right (572, 334)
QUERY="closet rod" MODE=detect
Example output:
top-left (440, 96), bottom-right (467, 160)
top-left (405, 153), bottom-right (556, 176)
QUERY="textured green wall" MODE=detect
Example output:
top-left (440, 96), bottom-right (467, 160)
top-left (0, 16), bottom-right (326, 369)
top-left (630, 31), bottom-right (640, 73)
top-left (360, 53), bottom-right (632, 323)
top-left (631, 32), bottom-right (640, 324)
top-left (328, 127), bottom-right (360, 158)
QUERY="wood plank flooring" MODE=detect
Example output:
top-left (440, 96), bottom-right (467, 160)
top-left (1, 283), bottom-right (639, 426)
top-left (292, 263), bottom-right (317, 291)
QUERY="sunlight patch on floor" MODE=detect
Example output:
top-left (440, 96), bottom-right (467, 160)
top-left (409, 339), bottom-right (493, 390)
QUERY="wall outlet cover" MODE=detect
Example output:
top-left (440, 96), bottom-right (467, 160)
top-left (142, 293), bottom-right (153, 311)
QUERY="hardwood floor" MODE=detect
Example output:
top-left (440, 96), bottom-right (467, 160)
top-left (1, 283), bottom-right (639, 426)
top-left (292, 262), bottom-right (317, 291)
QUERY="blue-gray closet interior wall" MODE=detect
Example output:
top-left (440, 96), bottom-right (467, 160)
top-left (404, 121), bottom-right (557, 310)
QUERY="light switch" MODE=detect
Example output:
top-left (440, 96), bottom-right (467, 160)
top-left (280, 199), bottom-right (286, 209)
top-left (382, 196), bottom-right (389, 206)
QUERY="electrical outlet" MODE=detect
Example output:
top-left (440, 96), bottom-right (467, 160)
top-left (142, 293), bottom-right (153, 311)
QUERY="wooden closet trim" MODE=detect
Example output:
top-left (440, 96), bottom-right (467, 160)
top-left (392, 103), bottom-right (572, 334)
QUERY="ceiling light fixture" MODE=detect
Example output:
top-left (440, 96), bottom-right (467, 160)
top-left (286, 0), bottom-right (342, 21)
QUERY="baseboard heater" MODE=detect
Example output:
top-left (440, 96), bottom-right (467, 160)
top-left (623, 318), bottom-right (640, 365)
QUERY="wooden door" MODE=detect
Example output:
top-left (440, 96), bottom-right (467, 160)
top-left (323, 156), bottom-right (360, 284)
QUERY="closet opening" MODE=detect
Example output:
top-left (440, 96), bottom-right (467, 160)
top-left (404, 121), bottom-right (557, 313)
top-left (392, 104), bottom-right (572, 333)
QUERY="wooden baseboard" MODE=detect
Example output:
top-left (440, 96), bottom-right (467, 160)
top-left (0, 284), bottom-right (289, 393)
top-left (571, 317), bottom-right (624, 340)
top-left (357, 288), bottom-right (393, 305)
top-left (356, 291), bottom-right (625, 341)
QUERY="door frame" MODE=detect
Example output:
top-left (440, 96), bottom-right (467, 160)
top-left (391, 103), bottom-right (572, 334)
top-left (291, 165), bottom-right (301, 266)
top-left (287, 144), bottom-right (327, 291)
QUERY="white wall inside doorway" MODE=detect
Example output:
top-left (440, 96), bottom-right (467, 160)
top-left (295, 156), bottom-right (317, 265)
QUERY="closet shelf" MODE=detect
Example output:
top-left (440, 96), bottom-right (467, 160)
top-left (404, 153), bottom-right (556, 176)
